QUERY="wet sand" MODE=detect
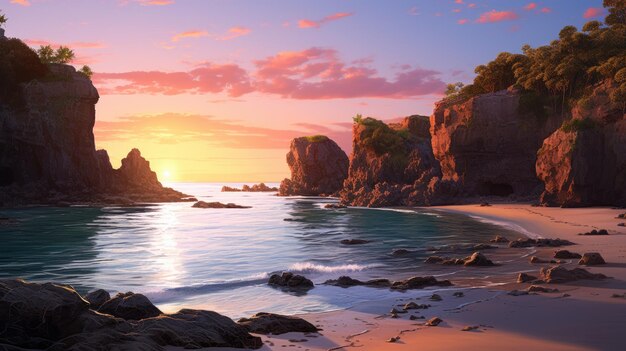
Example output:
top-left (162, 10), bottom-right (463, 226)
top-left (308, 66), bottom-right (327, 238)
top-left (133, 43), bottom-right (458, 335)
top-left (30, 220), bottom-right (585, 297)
top-left (205, 204), bottom-right (626, 351)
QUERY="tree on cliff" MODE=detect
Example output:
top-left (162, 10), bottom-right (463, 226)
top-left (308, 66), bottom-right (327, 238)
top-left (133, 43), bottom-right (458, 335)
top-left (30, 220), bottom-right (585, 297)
top-left (0, 11), bottom-right (7, 28)
top-left (0, 38), bottom-right (48, 106)
top-left (441, 0), bottom-right (625, 115)
top-left (37, 45), bottom-right (75, 64)
top-left (79, 65), bottom-right (93, 79)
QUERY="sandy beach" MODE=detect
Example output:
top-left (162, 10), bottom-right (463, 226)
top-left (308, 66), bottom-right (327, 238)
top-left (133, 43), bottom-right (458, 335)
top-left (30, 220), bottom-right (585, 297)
top-left (207, 204), bottom-right (626, 351)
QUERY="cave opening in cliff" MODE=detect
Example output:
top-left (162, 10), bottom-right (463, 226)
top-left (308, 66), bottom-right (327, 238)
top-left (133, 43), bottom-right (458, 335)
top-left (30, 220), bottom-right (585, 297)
top-left (479, 181), bottom-right (514, 197)
top-left (0, 167), bottom-right (14, 186)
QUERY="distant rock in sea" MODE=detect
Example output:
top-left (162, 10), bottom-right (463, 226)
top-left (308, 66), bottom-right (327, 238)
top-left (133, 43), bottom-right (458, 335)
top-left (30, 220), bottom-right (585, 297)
top-left (278, 135), bottom-right (349, 196)
top-left (222, 183), bottom-right (278, 192)
top-left (192, 201), bottom-right (251, 209)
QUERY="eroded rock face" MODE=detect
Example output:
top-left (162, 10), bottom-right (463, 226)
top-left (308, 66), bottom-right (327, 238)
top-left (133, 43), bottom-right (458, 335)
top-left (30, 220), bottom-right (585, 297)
top-left (0, 64), bottom-right (192, 206)
top-left (340, 116), bottom-right (443, 207)
top-left (0, 279), bottom-right (262, 350)
top-left (98, 292), bottom-right (162, 321)
top-left (539, 266), bottom-right (608, 283)
top-left (430, 88), bottom-right (562, 200)
top-left (279, 136), bottom-right (349, 196)
top-left (536, 81), bottom-right (626, 207)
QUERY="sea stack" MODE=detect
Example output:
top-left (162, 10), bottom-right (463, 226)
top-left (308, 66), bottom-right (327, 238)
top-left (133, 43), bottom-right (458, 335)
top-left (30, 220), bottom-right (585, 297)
top-left (279, 136), bottom-right (349, 196)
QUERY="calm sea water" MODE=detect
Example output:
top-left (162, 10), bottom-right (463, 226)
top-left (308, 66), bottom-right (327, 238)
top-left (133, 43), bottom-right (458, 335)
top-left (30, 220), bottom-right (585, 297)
top-left (0, 183), bottom-right (527, 318)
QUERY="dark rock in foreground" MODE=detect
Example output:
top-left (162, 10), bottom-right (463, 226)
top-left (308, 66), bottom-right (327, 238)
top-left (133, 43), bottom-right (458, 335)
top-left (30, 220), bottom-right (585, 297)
top-left (98, 292), bottom-right (162, 321)
top-left (578, 229), bottom-right (609, 236)
top-left (0, 279), bottom-right (262, 350)
top-left (268, 272), bottom-right (314, 290)
top-left (490, 235), bottom-right (510, 243)
top-left (192, 201), bottom-right (251, 209)
top-left (390, 276), bottom-right (452, 290)
top-left (579, 252), bottom-right (606, 266)
top-left (508, 238), bottom-right (574, 248)
top-left (323, 276), bottom-right (391, 288)
top-left (237, 312), bottom-right (318, 335)
top-left (84, 289), bottom-right (110, 310)
top-left (221, 183), bottom-right (278, 192)
top-left (540, 266), bottom-right (608, 283)
top-left (517, 273), bottom-right (538, 283)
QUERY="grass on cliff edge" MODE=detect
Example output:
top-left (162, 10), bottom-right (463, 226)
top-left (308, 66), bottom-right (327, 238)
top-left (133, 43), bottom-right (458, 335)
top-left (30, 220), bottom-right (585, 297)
top-left (353, 114), bottom-right (410, 169)
top-left (302, 135), bottom-right (330, 143)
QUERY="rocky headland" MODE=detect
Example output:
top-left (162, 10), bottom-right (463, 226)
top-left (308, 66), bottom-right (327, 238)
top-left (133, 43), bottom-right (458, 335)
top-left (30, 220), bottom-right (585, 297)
top-left (0, 40), bottom-right (193, 207)
top-left (279, 136), bottom-right (349, 196)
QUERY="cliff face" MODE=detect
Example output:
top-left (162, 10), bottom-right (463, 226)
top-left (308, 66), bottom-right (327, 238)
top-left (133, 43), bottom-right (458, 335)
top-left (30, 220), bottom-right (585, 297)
top-left (430, 88), bottom-right (562, 200)
top-left (0, 64), bottom-right (190, 206)
top-left (339, 116), bottom-right (442, 207)
top-left (279, 136), bottom-right (349, 196)
top-left (536, 81), bottom-right (626, 207)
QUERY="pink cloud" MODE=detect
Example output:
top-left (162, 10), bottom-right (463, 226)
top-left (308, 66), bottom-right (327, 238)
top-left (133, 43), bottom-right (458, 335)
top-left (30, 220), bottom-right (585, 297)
top-left (541, 7), bottom-right (551, 13)
top-left (468, 3), bottom-right (476, 8)
top-left (140, 0), bottom-right (174, 5)
top-left (455, 0), bottom-right (464, 4)
top-left (583, 7), bottom-right (604, 19)
top-left (476, 10), bottom-right (519, 23)
top-left (171, 30), bottom-right (209, 42)
top-left (298, 12), bottom-right (353, 29)
top-left (458, 19), bottom-right (469, 25)
top-left (10, 0), bottom-right (30, 6)
top-left (94, 47), bottom-right (445, 100)
top-left (524, 3), bottom-right (537, 11)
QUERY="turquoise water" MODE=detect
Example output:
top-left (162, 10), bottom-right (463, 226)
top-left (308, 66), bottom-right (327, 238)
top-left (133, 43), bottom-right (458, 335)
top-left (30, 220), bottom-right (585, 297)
top-left (0, 183), bottom-right (525, 318)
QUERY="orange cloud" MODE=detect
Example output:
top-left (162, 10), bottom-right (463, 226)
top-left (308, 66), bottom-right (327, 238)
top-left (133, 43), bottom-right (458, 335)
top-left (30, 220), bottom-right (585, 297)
top-left (524, 3), bottom-right (537, 11)
top-left (476, 10), bottom-right (519, 23)
top-left (94, 47), bottom-right (446, 100)
top-left (217, 26), bottom-right (251, 41)
top-left (136, 0), bottom-right (174, 5)
top-left (583, 7), bottom-right (604, 19)
top-left (298, 12), bottom-right (353, 29)
top-left (171, 30), bottom-right (209, 42)
top-left (10, 0), bottom-right (30, 6)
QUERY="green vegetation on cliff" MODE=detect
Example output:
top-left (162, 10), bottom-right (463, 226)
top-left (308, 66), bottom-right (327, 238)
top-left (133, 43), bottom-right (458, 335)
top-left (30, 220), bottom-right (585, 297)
top-left (303, 135), bottom-right (329, 143)
top-left (442, 0), bottom-right (626, 114)
top-left (353, 114), bottom-right (411, 169)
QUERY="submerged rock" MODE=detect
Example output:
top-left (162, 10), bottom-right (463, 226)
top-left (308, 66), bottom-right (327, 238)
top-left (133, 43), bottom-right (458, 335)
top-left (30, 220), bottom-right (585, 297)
top-left (540, 266), bottom-right (608, 283)
top-left (578, 252), bottom-right (606, 266)
top-left (340, 239), bottom-right (371, 245)
top-left (323, 276), bottom-right (390, 288)
top-left (237, 312), bottom-right (318, 335)
top-left (98, 292), bottom-right (162, 321)
top-left (268, 272), bottom-right (314, 290)
top-left (324, 203), bottom-right (347, 209)
top-left (192, 201), bottom-right (251, 209)
top-left (527, 285), bottom-right (559, 293)
top-left (508, 238), bottom-right (574, 248)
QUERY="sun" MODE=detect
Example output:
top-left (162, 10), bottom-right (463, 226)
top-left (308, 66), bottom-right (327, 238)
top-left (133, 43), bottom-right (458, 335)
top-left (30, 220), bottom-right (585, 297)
top-left (162, 170), bottom-right (172, 181)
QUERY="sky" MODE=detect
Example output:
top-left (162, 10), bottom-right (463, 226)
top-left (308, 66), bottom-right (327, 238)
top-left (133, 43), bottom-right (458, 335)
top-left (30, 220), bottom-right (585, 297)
top-left (0, 0), bottom-right (607, 182)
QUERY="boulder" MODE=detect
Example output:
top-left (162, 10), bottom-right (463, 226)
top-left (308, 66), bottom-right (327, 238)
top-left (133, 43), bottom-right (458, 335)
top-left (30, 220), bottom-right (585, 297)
top-left (553, 250), bottom-right (582, 259)
top-left (84, 289), bottom-right (110, 310)
top-left (527, 285), bottom-right (559, 293)
top-left (425, 317), bottom-right (443, 326)
top-left (490, 235), bottom-right (510, 243)
top-left (508, 238), bottom-right (574, 248)
top-left (279, 136), bottom-right (349, 196)
top-left (463, 252), bottom-right (495, 266)
top-left (529, 256), bottom-right (548, 264)
top-left (237, 312), bottom-right (318, 335)
top-left (390, 276), bottom-right (452, 290)
top-left (540, 266), bottom-right (608, 283)
top-left (98, 292), bottom-right (162, 321)
top-left (222, 183), bottom-right (278, 192)
top-left (268, 272), bottom-right (314, 290)
top-left (324, 203), bottom-right (347, 209)
top-left (579, 229), bottom-right (609, 236)
top-left (192, 201), bottom-right (251, 209)
top-left (517, 273), bottom-right (537, 283)
top-left (578, 252), bottom-right (606, 266)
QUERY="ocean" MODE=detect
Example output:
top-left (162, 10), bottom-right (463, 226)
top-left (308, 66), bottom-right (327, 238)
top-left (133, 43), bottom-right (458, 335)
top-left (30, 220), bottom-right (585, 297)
top-left (0, 183), bottom-right (529, 318)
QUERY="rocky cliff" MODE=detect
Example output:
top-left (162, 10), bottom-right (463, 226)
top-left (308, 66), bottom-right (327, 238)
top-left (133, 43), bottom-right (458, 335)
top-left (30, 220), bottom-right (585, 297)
top-left (430, 88), bottom-right (563, 200)
top-left (339, 115), bottom-right (443, 207)
top-left (0, 64), bottom-right (191, 206)
top-left (536, 81), bottom-right (626, 207)
top-left (279, 136), bottom-right (349, 196)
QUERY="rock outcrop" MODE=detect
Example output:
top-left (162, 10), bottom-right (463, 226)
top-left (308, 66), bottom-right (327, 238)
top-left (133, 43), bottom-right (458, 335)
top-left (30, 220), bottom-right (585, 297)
top-left (222, 183), bottom-right (278, 192)
top-left (279, 136), bottom-right (349, 196)
top-left (340, 115), bottom-right (443, 207)
top-left (536, 81), bottom-right (626, 207)
top-left (0, 63), bottom-right (192, 206)
top-left (430, 88), bottom-right (563, 200)
top-left (0, 279), bottom-right (262, 350)
top-left (237, 312), bottom-right (318, 335)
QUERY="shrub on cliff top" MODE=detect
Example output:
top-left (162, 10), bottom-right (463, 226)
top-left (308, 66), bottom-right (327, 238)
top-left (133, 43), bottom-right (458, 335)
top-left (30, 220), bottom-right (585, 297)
top-left (303, 135), bottom-right (329, 143)
top-left (561, 118), bottom-right (597, 133)
top-left (353, 115), bottom-right (411, 170)
top-left (0, 37), bottom-right (49, 108)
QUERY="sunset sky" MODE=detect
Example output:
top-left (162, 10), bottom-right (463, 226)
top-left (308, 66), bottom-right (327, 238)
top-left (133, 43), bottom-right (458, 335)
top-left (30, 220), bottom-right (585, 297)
top-left (1, 0), bottom-right (606, 182)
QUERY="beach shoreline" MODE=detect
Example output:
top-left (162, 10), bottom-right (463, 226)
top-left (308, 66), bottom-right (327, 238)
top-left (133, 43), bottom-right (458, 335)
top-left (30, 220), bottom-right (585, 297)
top-left (210, 204), bottom-right (626, 351)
